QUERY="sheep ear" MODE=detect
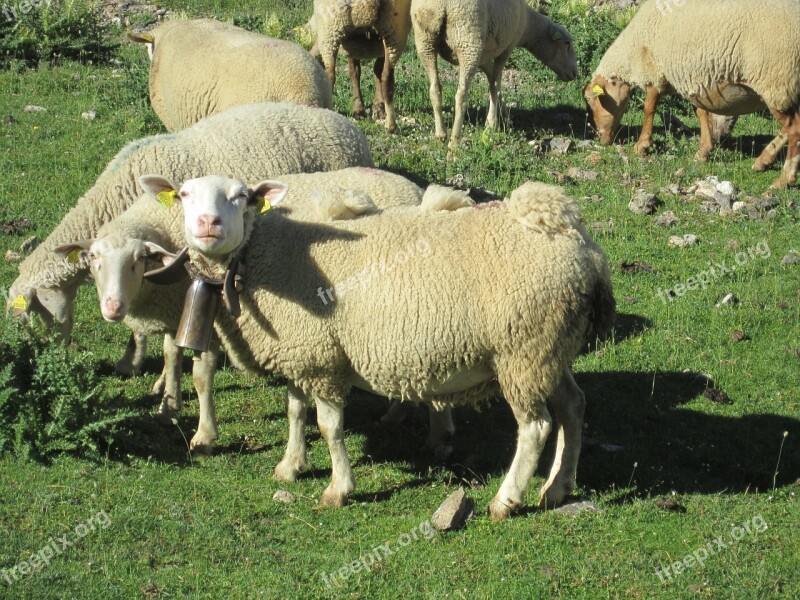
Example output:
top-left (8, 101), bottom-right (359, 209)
top-left (140, 175), bottom-right (180, 208)
top-left (54, 240), bottom-right (94, 264)
top-left (142, 241), bottom-right (174, 263)
top-left (549, 24), bottom-right (564, 41)
top-left (127, 31), bottom-right (154, 44)
top-left (250, 180), bottom-right (289, 214)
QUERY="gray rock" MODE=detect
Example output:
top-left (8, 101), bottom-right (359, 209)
top-left (272, 490), bottom-right (296, 504)
top-left (81, 110), bottom-right (97, 121)
top-left (565, 167), bottom-right (598, 182)
top-left (431, 487), bottom-right (474, 531)
top-left (23, 105), bottom-right (47, 112)
top-left (782, 254), bottom-right (799, 265)
top-left (668, 234), bottom-right (699, 248)
top-left (553, 500), bottom-right (604, 515)
top-left (576, 140), bottom-right (594, 150)
top-left (547, 137), bottom-right (572, 155)
top-left (628, 189), bottom-right (661, 215)
top-left (732, 201), bottom-right (747, 213)
top-left (653, 211), bottom-right (679, 227)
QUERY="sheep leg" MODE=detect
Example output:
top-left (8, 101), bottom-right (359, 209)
top-left (753, 131), bottom-right (787, 172)
top-left (371, 56), bottom-right (386, 121)
top-left (380, 40), bottom-right (398, 133)
top-left (348, 56), bottom-right (367, 118)
top-left (115, 332), bottom-right (147, 376)
top-left (769, 107), bottom-right (800, 188)
top-left (539, 369), bottom-right (585, 508)
top-left (415, 39), bottom-right (446, 140)
top-left (425, 406), bottom-right (455, 449)
top-left (633, 85), bottom-right (662, 156)
top-left (694, 107), bottom-right (715, 162)
top-left (316, 398), bottom-right (354, 507)
top-left (188, 340), bottom-right (219, 456)
top-left (484, 51), bottom-right (513, 131)
top-left (31, 285), bottom-right (78, 342)
top-left (274, 382), bottom-right (309, 482)
top-left (488, 402), bottom-right (552, 521)
top-left (380, 398), bottom-right (411, 425)
top-left (450, 59), bottom-right (480, 149)
top-left (154, 333), bottom-right (183, 424)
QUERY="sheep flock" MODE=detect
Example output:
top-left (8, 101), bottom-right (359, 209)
top-left (5, 0), bottom-right (796, 524)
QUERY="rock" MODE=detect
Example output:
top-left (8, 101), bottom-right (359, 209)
top-left (703, 388), bottom-right (733, 404)
top-left (431, 487), bottom-right (474, 531)
top-left (565, 167), bottom-right (598, 182)
top-left (3, 115), bottom-right (16, 125)
top-left (576, 140), bottom-right (594, 150)
top-left (19, 236), bottom-right (39, 253)
top-left (4, 250), bottom-right (22, 262)
top-left (668, 234), bottom-right (699, 248)
top-left (81, 110), bottom-right (97, 121)
top-left (71, 72), bottom-right (81, 81)
top-left (585, 151), bottom-right (603, 165)
top-left (663, 183), bottom-right (681, 196)
top-left (732, 201), bottom-right (747, 213)
top-left (272, 490), bottom-right (296, 504)
top-left (24, 105), bottom-right (47, 112)
top-left (782, 254), bottom-right (799, 265)
top-left (553, 500), bottom-right (604, 515)
top-left (653, 210), bottom-right (679, 227)
top-left (730, 330), bottom-right (749, 343)
top-left (655, 497), bottom-right (687, 513)
top-left (715, 292), bottom-right (738, 307)
top-left (445, 173), bottom-right (471, 190)
top-left (628, 189), bottom-right (661, 215)
top-left (547, 137), bottom-right (572, 155)
top-left (620, 260), bottom-right (653, 274)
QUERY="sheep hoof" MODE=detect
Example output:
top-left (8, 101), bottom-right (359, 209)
top-left (114, 360), bottom-right (139, 377)
top-left (153, 410), bottom-right (175, 426)
top-left (633, 142), bottom-right (651, 157)
top-left (487, 497), bottom-right (517, 521)
top-left (273, 460), bottom-right (304, 483)
top-left (189, 433), bottom-right (215, 456)
top-left (434, 130), bottom-right (447, 142)
top-left (538, 484), bottom-right (569, 509)
top-left (351, 102), bottom-right (367, 119)
top-left (371, 102), bottom-right (385, 121)
top-left (318, 488), bottom-right (348, 508)
top-left (693, 149), bottom-right (711, 162)
top-left (769, 176), bottom-right (791, 189)
top-left (752, 161), bottom-right (767, 172)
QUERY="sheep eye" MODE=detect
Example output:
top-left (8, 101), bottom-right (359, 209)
top-left (179, 190), bottom-right (190, 199)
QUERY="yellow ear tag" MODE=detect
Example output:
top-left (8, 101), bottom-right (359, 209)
top-left (157, 190), bottom-right (177, 208)
top-left (592, 84), bottom-right (605, 96)
top-left (258, 196), bottom-right (271, 214)
top-left (11, 295), bottom-right (28, 311)
top-left (67, 248), bottom-right (82, 264)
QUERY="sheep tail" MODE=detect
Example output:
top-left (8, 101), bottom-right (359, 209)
top-left (311, 187), bottom-right (380, 221)
top-left (420, 184), bottom-right (475, 212)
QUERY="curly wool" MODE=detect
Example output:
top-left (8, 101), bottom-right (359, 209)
top-left (133, 19), bottom-right (333, 132)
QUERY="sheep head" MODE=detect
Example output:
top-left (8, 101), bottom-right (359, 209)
top-left (584, 75), bottom-right (631, 145)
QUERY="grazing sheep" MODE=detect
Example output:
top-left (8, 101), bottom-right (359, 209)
top-left (143, 174), bottom-right (614, 520)
top-left (411, 0), bottom-right (577, 148)
top-left (53, 168), bottom-right (428, 454)
top-left (128, 19), bottom-right (333, 131)
top-left (7, 102), bottom-right (373, 371)
top-left (306, 13), bottom-right (388, 119)
top-left (584, 0), bottom-right (800, 188)
top-left (311, 0), bottom-right (413, 132)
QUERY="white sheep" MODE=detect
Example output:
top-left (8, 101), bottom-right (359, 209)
top-left (411, 0), bottom-right (577, 148)
top-left (128, 19), bottom-right (333, 132)
top-left (7, 102), bottom-right (373, 377)
top-left (141, 174), bottom-right (614, 520)
top-left (311, 0), bottom-right (413, 132)
top-left (53, 168), bottom-right (434, 454)
top-left (306, 13), bottom-right (388, 119)
top-left (584, 0), bottom-right (800, 188)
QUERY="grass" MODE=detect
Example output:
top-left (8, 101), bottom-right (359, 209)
top-left (0, 1), bottom-right (798, 598)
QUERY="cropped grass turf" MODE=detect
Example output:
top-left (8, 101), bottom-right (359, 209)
top-left (0, 1), bottom-right (798, 598)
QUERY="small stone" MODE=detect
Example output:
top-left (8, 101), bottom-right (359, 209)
top-left (565, 167), bottom-right (598, 182)
top-left (446, 173), bottom-right (471, 190)
top-left (782, 254), bottom-right (799, 265)
top-left (653, 210), bottom-right (679, 227)
top-left (730, 330), bottom-right (749, 342)
top-left (655, 497), bottom-right (687, 513)
top-left (576, 140), bottom-right (594, 150)
top-left (547, 137), bottom-right (572, 155)
top-left (620, 260), bottom-right (653, 274)
top-left (431, 487), bottom-right (474, 531)
top-left (703, 388), bottom-right (733, 404)
top-left (715, 293), bottom-right (738, 307)
top-left (716, 180), bottom-right (737, 197)
top-left (24, 105), bottom-right (47, 112)
top-left (81, 110), bottom-right (97, 121)
top-left (732, 201), bottom-right (747, 213)
top-left (553, 500), bottom-right (604, 515)
top-left (156, 8), bottom-right (167, 15)
top-left (19, 236), bottom-right (39, 253)
top-left (585, 151), bottom-right (603, 165)
top-left (3, 115), bottom-right (16, 125)
top-left (272, 490), bottom-right (296, 504)
top-left (766, 209), bottom-right (777, 219)
top-left (71, 72), bottom-right (81, 81)
top-left (628, 189), bottom-right (661, 215)
top-left (4, 250), bottom-right (22, 262)
top-left (663, 183), bottom-right (681, 196)
top-left (669, 234), bottom-right (698, 248)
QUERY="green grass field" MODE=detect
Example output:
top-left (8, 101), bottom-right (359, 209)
top-left (0, 1), bottom-right (798, 598)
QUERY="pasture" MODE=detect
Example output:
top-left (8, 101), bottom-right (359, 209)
top-left (0, 0), bottom-right (797, 597)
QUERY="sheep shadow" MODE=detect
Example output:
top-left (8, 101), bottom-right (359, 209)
top-left (352, 370), bottom-right (799, 499)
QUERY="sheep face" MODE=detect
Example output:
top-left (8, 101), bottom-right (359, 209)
top-left (142, 175), bottom-right (288, 259)
top-left (532, 24), bottom-right (578, 82)
top-left (584, 75), bottom-right (631, 144)
top-left (55, 236), bottom-right (172, 322)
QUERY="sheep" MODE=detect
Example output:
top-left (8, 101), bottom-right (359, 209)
top-left (7, 101), bottom-right (373, 376)
top-left (128, 19), bottom-right (333, 132)
top-left (52, 168), bottom-right (431, 454)
top-left (311, 0), bottom-right (413, 132)
top-left (411, 0), bottom-right (577, 148)
top-left (305, 13), bottom-right (388, 119)
top-left (141, 174), bottom-right (615, 520)
top-left (584, 0), bottom-right (800, 188)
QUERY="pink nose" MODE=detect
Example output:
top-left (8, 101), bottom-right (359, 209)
top-left (102, 298), bottom-right (125, 320)
top-left (197, 214), bottom-right (222, 230)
